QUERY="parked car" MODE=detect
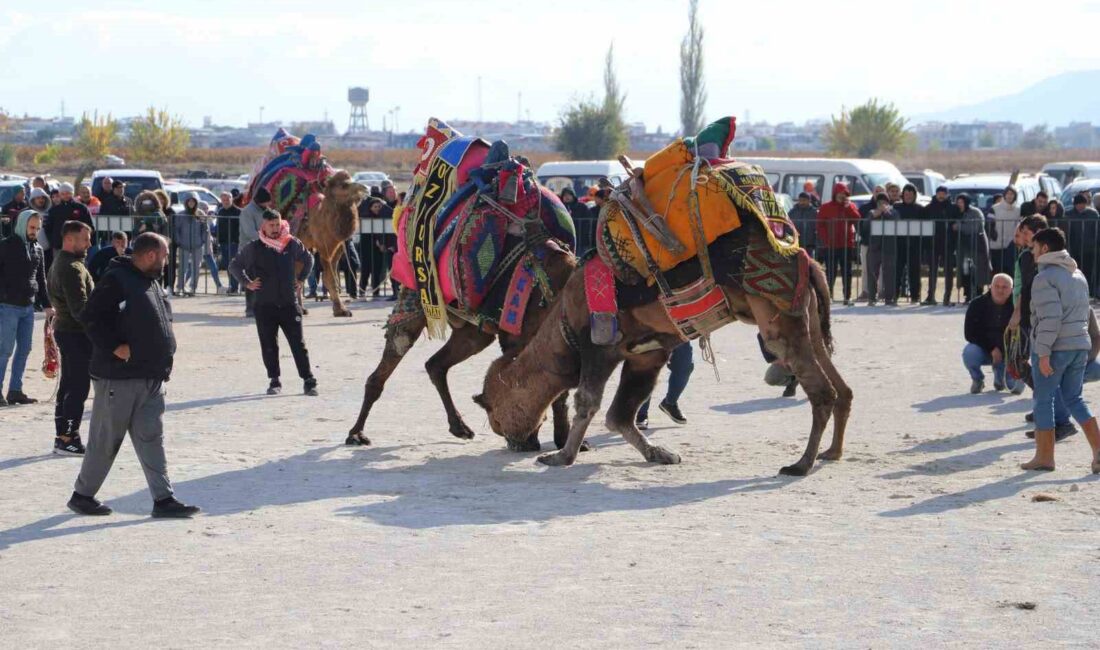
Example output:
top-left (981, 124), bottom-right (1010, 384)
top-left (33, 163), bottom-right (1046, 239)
top-left (535, 160), bottom-right (629, 199)
top-left (103, 154), bottom-right (126, 167)
top-left (0, 173), bottom-right (27, 182)
top-left (165, 183), bottom-right (222, 214)
top-left (1041, 161), bottom-right (1100, 187)
top-left (0, 179), bottom-right (26, 206)
top-left (1059, 178), bottom-right (1100, 206)
top-left (1037, 173), bottom-right (1063, 200)
top-left (903, 169), bottom-right (947, 195)
top-left (90, 168), bottom-right (165, 201)
top-left (945, 174), bottom-right (1041, 209)
top-left (352, 171), bottom-right (391, 187)
top-left (738, 157), bottom-right (910, 203)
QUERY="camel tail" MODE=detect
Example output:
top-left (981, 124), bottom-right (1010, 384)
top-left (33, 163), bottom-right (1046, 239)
top-left (808, 258), bottom-right (834, 355)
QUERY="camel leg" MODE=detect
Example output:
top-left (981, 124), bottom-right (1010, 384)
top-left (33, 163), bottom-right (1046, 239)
top-left (425, 327), bottom-right (495, 441)
top-left (537, 349), bottom-right (621, 467)
top-left (346, 302), bottom-right (425, 445)
top-left (323, 244), bottom-right (352, 317)
top-left (604, 351), bottom-right (682, 465)
top-left (750, 296), bottom-right (836, 476)
top-left (807, 294), bottom-right (852, 461)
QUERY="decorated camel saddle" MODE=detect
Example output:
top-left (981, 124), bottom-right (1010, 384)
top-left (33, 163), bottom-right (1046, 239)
top-left (390, 118), bottom-right (576, 338)
top-left (589, 116), bottom-right (811, 342)
top-left (246, 128), bottom-right (334, 235)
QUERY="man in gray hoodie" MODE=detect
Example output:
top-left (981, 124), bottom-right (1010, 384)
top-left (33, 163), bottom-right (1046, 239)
top-left (1023, 227), bottom-right (1100, 473)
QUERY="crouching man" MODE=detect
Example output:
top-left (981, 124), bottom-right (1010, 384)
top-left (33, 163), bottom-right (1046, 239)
top-left (67, 233), bottom-right (200, 518)
top-left (229, 209), bottom-right (318, 396)
top-left (963, 273), bottom-right (1021, 394)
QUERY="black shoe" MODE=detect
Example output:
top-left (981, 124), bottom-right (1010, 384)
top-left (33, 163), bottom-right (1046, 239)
top-left (304, 377), bottom-right (318, 396)
top-left (943, 300), bottom-right (954, 307)
top-left (305, 291), bottom-right (317, 299)
top-left (782, 379), bottom-right (798, 398)
top-left (922, 298), bottom-right (937, 306)
top-left (1025, 412), bottom-right (1035, 423)
top-left (53, 434), bottom-right (85, 456)
top-left (152, 497), bottom-right (200, 518)
top-left (885, 300), bottom-right (898, 307)
top-left (6, 390), bottom-right (37, 404)
top-left (267, 380), bottom-right (282, 395)
top-left (1027, 423), bottom-right (1079, 440)
top-left (659, 401), bottom-right (687, 424)
top-left (993, 381), bottom-right (1006, 392)
top-left (0, 394), bottom-right (7, 407)
top-left (636, 415), bottom-right (648, 430)
top-left (68, 491), bottom-right (111, 516)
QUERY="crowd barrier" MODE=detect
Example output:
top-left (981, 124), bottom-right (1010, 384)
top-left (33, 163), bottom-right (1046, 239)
top-left (70, 214), bottom-right (1100, 304)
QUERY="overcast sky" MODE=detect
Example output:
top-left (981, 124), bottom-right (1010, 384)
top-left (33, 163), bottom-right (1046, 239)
top-left (3, 0), bottom-right (1099, 133)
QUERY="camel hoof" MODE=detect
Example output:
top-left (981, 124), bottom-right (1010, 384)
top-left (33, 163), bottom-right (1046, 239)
top-left (537, 451), bottom-right (576, 467)
top-left (506, 436), bottom-right (541, 452)
top-left (345, 432), bottom-right (371, 446)
top-left (818, 448), bottom-right (842, 461)
top-left (449, 421), bottom-right (476, 440)
top-left (779, 463), bottom-right (810, 477)
top-left (644, 446), bottom-right (681, 465)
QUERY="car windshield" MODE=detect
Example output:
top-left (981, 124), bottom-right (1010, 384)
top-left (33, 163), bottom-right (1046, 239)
top-left (948, 188), bottom-right (1006, 213)
top-left (109, 177), bottom-right (161, 200)
top-left (1061, 184), bottom-right (1100, 206)
top-left (862, 172), bottom-right (908, 191)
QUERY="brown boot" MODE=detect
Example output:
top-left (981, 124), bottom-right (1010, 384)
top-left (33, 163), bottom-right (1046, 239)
top-left (1082, 417), bottom-right (1100, 474)
top-left (1021, 429), bottom-right (1056, 471)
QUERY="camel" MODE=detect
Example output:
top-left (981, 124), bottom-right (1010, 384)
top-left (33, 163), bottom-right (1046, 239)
top-left (296, 170), bottom-right (368, 317)
top-left (346, 231), bottom-right (581, 452)
top-left (473, 221), bottom-right (853, 476)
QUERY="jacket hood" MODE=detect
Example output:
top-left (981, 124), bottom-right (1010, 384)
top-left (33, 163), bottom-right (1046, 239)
top-left (134, 190), bottom-right (163, 216)
top-left (831, 182), bottom-right (850, 200)
top-left (27, 187), bottom-right (50, 211)
top-left (13, 209), bottom-right (41, 242)
top-left (1037, 249), bottom-right (1078, 273)
top-left (1003, 186), bottom-right (1019, 204)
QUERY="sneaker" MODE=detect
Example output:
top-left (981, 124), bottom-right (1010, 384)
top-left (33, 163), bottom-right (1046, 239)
top-left (1026, 423), bottom-right (1079, 440)
top-left (6, 390), bottom-right (37, 404)
top-left (659, 401), bottom-right (687, 425)
top-left (922, 298), bottom-right (937, 306)
top-left (943, 300), bottom-right (955, 307)
top-left (68, 491), bottom-right (112, 516)
top-left (636, 416), bottom-right (648, 430)
top-left (782, 378), bottom-right (798, 398)
top-left (969, 379), bottom-right (984, 394)
top-left (885, 300), bottom-right (898, 307)
top-left (867, 299), bottom-right (877, 306)
top-left (53, 434), bottom-right (85, 456)
top-left (266, 380), bottom-right (282, 396)
top-left (304, 378), bottom-right (318, 396)
top-left (993, 381), bottom-right (1006, 392)
top-left (216, 286), bottom-right (228, 295)
top-left (1025, 412), bottom-right (1035, 423)
top-left (152, 497), bottom-right (201, 519)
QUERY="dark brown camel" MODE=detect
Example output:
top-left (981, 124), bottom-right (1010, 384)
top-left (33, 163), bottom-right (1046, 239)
top-left (474, 225), bottom-right (852, 476)
top-left (346, 238), bottom-right (583, 452)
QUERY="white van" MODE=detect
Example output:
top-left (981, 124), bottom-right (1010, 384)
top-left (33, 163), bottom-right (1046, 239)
top-left (535, 160), bottom-right (628, 198)
top-left (737, 157), bottom-right (910, 203)
top-left (1040, 162), bottom-right (1100, 187)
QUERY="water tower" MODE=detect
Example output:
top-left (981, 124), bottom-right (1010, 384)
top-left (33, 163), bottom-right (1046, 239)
top-left (347, 87), bottom-right (370, 135)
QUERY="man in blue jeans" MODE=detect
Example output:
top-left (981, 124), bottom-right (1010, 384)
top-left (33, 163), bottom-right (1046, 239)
top-left (636, 341), bottom-right (694, 428)
top-left (962, 274), bottom-right (1022, 394)
top-left (0, 210), bottom-right (53, 406)
top-left (1022, 227), bottom-right (1100, 473)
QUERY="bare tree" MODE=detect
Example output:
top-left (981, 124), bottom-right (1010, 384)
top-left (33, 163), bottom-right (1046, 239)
top-left (679, 0), bottom-right (706, 137)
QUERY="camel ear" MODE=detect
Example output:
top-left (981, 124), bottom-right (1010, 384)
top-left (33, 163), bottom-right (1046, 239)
top-left (472, 393), bottom-right (488, 410)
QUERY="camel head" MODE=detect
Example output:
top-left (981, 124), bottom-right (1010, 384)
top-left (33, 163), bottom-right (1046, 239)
top-left (323, 170), bottom-right (367, 208)
top-left (474, 355), bottom-right (547, 442)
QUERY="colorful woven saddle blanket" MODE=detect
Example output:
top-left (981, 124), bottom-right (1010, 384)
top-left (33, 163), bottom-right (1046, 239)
top-left (391, 118), bottom-right (575, 337)
top-left (247, 130), bottom-right (334, 233)
top-left (610, 224), bottom-right (813, 316)
top-left (596, 121), bottom-right (800, 285)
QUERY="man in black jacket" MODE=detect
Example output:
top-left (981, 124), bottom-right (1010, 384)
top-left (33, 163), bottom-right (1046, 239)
top-left (963, 273), bottom-right (1020, 394)
top-left (98, 180), bottom-right (133, 216)
top-left (216, 192), bottom-right (241, 294)
top-left (68, 232), bottom-right (200, 518)
top-left (87, 231), bottom-right (130, 281)
top-left (1, 185), bottom-right (27, 237)
top-left (44, 183), bottom-right (93, 271)
top-left (0, 210), bottom-right (53, 406)
top-left (923, 185), bottom-right (956, 305)
top-left (894, 184), bottom-right (924, 303)
top-left (229, 209), bottom-right (318, 396)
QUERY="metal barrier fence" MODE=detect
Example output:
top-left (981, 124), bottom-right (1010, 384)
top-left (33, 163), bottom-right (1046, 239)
top-left (90, 213), bottom-right (398, 299)
top-left (84, 213), bottom-right (1100, 305)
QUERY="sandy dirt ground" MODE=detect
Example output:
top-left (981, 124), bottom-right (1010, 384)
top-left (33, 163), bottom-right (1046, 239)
top-left (1, 296), bottom-right (1099, 648)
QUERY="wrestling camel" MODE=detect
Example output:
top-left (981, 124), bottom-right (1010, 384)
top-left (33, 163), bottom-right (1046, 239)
top-left (296, 170), bottom-right (367, 317)
top-left (474, 222), bottom-right (853, 476)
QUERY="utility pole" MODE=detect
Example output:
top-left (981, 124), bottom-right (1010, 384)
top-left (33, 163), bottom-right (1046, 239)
top-left (516, 92), bottom-right (522, 124)
top-left (477, 76), bottom-right (483, 123)
top-left (259, 106), bottom-right (265, 124)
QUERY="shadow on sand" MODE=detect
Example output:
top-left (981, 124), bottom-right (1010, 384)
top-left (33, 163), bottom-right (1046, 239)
top-left (710, 397), bottom-right (806, 415)
top-left (0, 443), bottom-right (798, 551)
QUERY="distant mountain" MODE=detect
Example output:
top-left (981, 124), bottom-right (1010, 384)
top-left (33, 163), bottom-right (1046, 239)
top-left (915, 70), bottom-right (1100, 126)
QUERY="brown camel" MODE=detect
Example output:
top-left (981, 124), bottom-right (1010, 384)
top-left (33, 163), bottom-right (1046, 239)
top-left (296, 170), bottom-right (368, 317)
top-left (474, 223), bottom-right (853, 476)
top-left (346, 235), bottom-right (582, 452)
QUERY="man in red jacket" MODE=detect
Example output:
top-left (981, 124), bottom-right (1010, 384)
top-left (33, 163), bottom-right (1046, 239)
top-left (815, 183), bottom-right (860, 304)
